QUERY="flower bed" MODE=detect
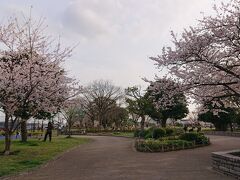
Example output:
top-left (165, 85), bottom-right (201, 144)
top-left (134, 129), bottom-right (210, 152)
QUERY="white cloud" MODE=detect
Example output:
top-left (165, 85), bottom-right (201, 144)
top-left (0, 0), bottom-right (231, 90)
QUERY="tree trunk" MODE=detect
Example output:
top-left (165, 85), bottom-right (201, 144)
top-left (161, 118), bottom-right (167, 128)
top-left (68, 120), bottom-right (72, 137)
top-left (21, 120), bottom-right (28, 142)
top-left (41, 120), bottom-right (44, 132)
top-left (230, 123), bottom-right (233, 132)
top-left (4, 133), bottom-right (11, 155)
top-left (4, 113), bottom-right (11, 155)
top-left (140, 115), bottom-right (145, 131)
top-left (91, 117), bottom-right (94, 128)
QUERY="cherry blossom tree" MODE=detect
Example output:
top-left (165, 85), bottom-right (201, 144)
top-left (0, 15), bottom-right (79, 155)
top-left (146, 78), bottom-right (188, 127)
top-left (150, 0), bottom-right (240, 110)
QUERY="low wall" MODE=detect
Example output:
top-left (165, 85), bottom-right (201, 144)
top-left (204, 131), bottom-right (240, 137)
top-left (212, 150), bottom-right (240, 179)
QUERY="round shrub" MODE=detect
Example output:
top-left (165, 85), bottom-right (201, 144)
top-left (144, 132), bottom-right (153, 139)
top-left (179, 132), bottom-right (209, 145)
top-left (165, 128), bottom-right (174, 136)
top-left (173, 128), bottom-right (185, 136)
top-left (144, 127), bottom-right (154, 139)
top-left (134, 129), bottom-right (149, 138)
top-left (134, 129), bottom-right (140, 137)
top-left (179, 132), bottom-right (199, 141)
top-left (152, 128), bottom-right (166, 139)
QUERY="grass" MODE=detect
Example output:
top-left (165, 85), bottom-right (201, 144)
top-left (111, 132), bottom-right (134, 137)
top-left (0, 136), bottom-right (90, 177)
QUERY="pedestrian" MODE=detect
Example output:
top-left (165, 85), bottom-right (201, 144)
top-left (44, 121), bottom-right (53, 142)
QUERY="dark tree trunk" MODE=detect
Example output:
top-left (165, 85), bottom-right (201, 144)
top-left (140, 115), bottom-right (145, 131)
top-left (161, 118), bottom-right (167, 128)
top-left (230, 123), bottom-right (233, 132)
top-left (4, 113), bottom-right (11, 155)
top-left (4, 133), bottom-right (11, 155)
top-left (67, 119), bottom-right (72, 137)
top-left (68, 125), bottom-right (71, 137)
top-left (91, 117), bottom-right (94, 128)
top-left (41, 120), bottom-right (44, 132)
top-left (21, 121), bottom-right (28, 142)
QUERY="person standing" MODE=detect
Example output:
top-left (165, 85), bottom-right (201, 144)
top-left (44, 121), bottom-right (53, 142)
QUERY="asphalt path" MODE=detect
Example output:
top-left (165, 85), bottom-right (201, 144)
top-left (7, 135), bottom-right (240, 180)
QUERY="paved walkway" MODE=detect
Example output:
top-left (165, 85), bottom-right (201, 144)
top-left (7, 135), bottom-right (240, 180)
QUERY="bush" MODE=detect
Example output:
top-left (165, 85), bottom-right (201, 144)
top-left (152, 128), bottom-right (166, 139)
top-left (134, 129), bottom-right (149, 138)
top-left (134, 129), bottom-right (140, 137)
top-left (136, 139), bottom-right (194, 152)
top-left (179, 132), bottom-right (209, 145)
top-left (165, 128), bottom-right (174, 136)
top-left (172, 128), bottom-right (185, 136)
top-left (145, 127), bottom-right (155, 139)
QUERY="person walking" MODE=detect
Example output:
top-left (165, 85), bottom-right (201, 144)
top-left (44, 121), bottom-right (53, 142)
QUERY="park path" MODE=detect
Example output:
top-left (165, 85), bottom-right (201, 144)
top-left (6, 135), bottom-right (240, 180)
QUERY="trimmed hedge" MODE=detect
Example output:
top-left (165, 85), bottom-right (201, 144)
top-left (134, 127), bottom-right (182, 139)
top-left (179, 132), bottom-right (209, 145)
top-left (165, 128), bottom-right (174, 136)
top-left (136, 139), bottom-right (194, 152)
top-left (152, 128), bottom-right (166, 139)
top-left (135, 132), bottom-right (210, 152)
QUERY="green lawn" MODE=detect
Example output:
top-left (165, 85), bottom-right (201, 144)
top-left (0, 136), bottom-right (90, 177)
top-left (111, 132), bottom-right (134, 137)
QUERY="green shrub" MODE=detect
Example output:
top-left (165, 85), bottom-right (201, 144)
top-left (152, 128), bottom-right (166, 139)
top-left (134, 129), bottom-right (140, 137)
top-left (161, 136), bottom-right (179, 141)
top-left (144, 131), bottom-right (153, 139)
top-left (136, 139), bottom-right (194, 152)
top-left (179, 132), bottom-right (209, 145)
top-left (134, 129), bottom-right (149, 138)
top-left (165, 128), bottom-right (174, 136)
top-left (172, 128), bottom-right (185, 135)
top-left (144, 128), bottom-right (154, 139)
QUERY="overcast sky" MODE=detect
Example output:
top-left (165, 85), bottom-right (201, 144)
top-left (0, 0), bottom-right (229, 88)
top-left (0, 0), bottom-right (230, 116)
